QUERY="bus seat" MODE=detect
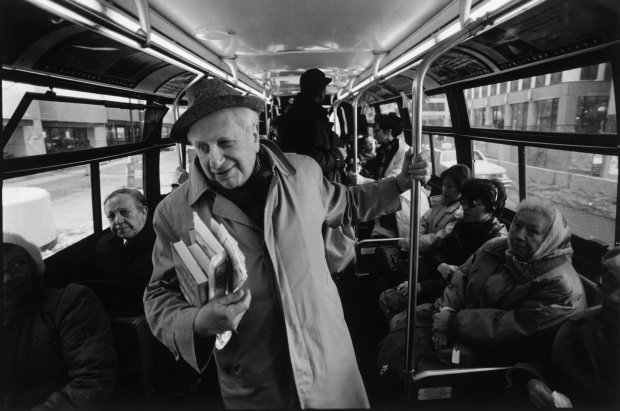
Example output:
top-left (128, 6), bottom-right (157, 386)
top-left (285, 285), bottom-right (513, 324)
top-left (355, 237), bottom-right (402, 276)
top-left (411, 367), bottom-right (511, 404)
top-left (579, 274), bottom-right (602, 307)
top-left (108, 316), bottom-right (153, 409)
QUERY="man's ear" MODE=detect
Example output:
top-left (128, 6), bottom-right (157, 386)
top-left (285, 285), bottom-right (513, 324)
top-left (253, 123), bottom-right (260, 151)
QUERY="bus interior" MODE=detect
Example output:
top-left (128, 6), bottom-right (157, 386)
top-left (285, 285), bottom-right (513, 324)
top-left (2, 0), bottom-right (619, 409)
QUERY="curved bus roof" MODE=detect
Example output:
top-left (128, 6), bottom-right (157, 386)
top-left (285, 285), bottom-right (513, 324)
top-left (2, 0), bottom-right (619, 103)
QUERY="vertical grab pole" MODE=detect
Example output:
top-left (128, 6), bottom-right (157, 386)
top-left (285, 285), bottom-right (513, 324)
top-left (352, 93), bottom-right (364, 174)
top-left (404, 0), bottom-right (482, 398)
top-left (173, 73), bottom-right (205, 169)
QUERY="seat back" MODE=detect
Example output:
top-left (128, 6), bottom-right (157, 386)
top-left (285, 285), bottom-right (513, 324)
top-left (109, 316), bottom-right (153, 409)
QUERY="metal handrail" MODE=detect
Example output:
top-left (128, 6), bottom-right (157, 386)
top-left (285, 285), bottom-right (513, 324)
top-left (172, 73), bottom-right (205, 169)
top-left (404, 0), bottom-right (487, 398)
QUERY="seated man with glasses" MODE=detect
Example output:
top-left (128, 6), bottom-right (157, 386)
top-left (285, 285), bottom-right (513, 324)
top-left (380, 178), bottom-right (508, 326)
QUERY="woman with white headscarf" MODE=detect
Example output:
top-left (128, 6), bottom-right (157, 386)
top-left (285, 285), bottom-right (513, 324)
top-left (424, 198), bottom-right (587, 365)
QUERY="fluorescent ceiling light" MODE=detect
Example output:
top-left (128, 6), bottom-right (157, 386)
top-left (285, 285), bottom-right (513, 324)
top-left (470, 0), bottom-right (514, 19)
top-left (437, 21), bottom-right (461, 42)
top-left (350, 77), bottom-right (373, 95)
top-left (72, 0), bottom-right (141, 32)
top-left (493, 0), bottom-right (546, 25)
top-left (377, 38), bottom-right (436, 78)
top-left (30, 0), bottom-right (95, 27)
top-left (32, 0), bottom-right (265, 98)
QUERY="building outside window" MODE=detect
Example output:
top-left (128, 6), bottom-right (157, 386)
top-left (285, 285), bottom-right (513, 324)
top-left (575, 95), bottom-right (609, 133)
top-left (537, 98), bottom-right (559, 132)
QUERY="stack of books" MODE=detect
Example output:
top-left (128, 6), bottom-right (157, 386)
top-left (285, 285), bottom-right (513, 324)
top-left (171, 212), bottom-right (248, 348)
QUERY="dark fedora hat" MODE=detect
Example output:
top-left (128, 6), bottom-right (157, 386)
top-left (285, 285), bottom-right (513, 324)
top-left (300, 68), bottom-right (332, 94)
top-left (170, 77), bottom-right (264, 144)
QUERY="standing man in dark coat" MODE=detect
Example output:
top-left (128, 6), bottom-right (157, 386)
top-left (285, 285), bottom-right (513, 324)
top-left (278, 68), bottom-right (348, 183)
top-left (96, 187), bottom-right (155, 316)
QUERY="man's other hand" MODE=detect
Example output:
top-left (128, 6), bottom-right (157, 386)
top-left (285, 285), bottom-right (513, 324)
top-left (193, 288), bottom-right (252, 337)
top-left (337, 146), bottom-right (348, 161)
top-left (395, 150), bottom-right (431, 191)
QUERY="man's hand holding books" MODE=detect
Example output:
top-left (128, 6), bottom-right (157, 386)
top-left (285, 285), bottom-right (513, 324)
top-left (192, 288), bottom-right (252, 336)
top-left (171, 212), bottom-right (250, 349)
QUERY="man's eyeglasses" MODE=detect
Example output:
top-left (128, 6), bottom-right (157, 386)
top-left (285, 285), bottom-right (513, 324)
top-left (3, 257), bottom-right (34, 282)
top-left (459, 197), bottom-right (484, 208)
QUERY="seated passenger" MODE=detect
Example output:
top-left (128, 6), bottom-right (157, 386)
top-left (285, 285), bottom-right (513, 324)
top-left (2, 233), bottom-right (117, 410)
top-left (349, 112), bottom-right (410, 184)
top-left (377, 199), bottom-right (586, 379)
top-left (379, 178), bottom-right (507, 316)
top-left (96, 187), bottom-right (155, 316)
top-left (427, 198), bottom-right (585, 364)
top-left (506, 245), bottom-right (620, 408)
top-left (414, 164), bottom-right (470, 253)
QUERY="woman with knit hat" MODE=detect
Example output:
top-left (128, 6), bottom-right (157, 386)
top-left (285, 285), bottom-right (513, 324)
top-left (2, 233), bottom-right (117, 410)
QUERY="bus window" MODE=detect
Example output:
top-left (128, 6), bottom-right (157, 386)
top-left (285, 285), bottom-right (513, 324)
top-left (430, 135), bottom-right (456, 177)
top-left (160, 147), bottom-right (180, 195)
top-left (464, 62), bottom-right (615, 134)
top-left (472, 142), bottom-right (519, 210)
top-left (2, 83), bottom-right (164, 159)
top-left (525, 147), bottom-right (617, 245)
top-left (3, 166), bottom-right (94, 258)
top-left (423, 94), bottom-right (452, 127)
top-left (379, 102), bottom-right (399, 115)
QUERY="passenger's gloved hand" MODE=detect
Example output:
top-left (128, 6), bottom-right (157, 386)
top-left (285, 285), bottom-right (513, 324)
top-left (432, 307), bottom-right (455, 332)
top-left (193, 288), bottom-right (252, 337)
top-left (526, 378), bottom-right (556, 408)
top-left (437, 263), bottom-right (457, 280)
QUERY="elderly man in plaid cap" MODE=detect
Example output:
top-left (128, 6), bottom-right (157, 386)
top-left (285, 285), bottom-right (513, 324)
top-left (144, 77), bottom-right (430, 409)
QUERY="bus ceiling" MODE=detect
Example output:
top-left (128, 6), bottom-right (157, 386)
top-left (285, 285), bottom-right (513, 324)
top-left (1, 0), bottom-right (619, 103)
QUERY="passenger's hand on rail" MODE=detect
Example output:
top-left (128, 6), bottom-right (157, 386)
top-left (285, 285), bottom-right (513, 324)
top-left (395, 150), bottom-right (431, 191)
top-left (348, 172), bottom-right (362, 185)
top-left (193, 288), bottom-right (252, 337)
top-left (526, 378), bottom-right (556, 408)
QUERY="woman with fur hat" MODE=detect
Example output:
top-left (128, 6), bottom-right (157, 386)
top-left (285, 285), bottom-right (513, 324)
top-left (2, 233), bottom-right (117, 411)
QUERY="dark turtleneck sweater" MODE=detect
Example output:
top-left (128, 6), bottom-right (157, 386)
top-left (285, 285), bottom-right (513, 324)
top-left (206, 148), bottom-right (273, 229)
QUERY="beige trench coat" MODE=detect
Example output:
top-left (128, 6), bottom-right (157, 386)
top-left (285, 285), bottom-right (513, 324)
top-left (144, 141), bottom-right (403, 408)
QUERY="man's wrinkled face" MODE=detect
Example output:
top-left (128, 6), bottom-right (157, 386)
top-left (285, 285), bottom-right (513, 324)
top-left (188, 107), bottom-right (260, 190)
top-left (104, 193), bottom-right (148, 239)
top-left (509, 209), bottom-right (551, 261)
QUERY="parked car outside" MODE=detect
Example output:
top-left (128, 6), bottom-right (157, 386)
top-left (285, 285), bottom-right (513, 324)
top-left (434, 149), bottom-right (513, 187)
